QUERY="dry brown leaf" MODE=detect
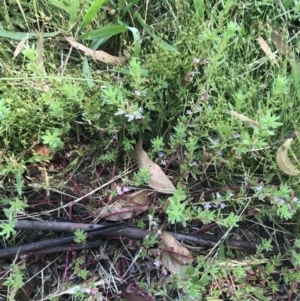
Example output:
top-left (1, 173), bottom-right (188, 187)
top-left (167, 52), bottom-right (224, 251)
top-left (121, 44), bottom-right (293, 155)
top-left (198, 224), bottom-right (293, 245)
top-left (32, 145), bottom-right (53, 157)
top-left (136, 139), bottom-right (175, 194)
top-left (229, 111), bottom-right (260, 126)
top-left (91, 190), bottom-right (149, 221)
top-left (65, 36), bottom-right (127, 65)
top-left (158, 231), bottom-right (192, 275)
top-left (14, 37), bottom-right (27, 58)
top-left (159, 231), bottom-right (192, 265)
top-left (258, 36), bottom-right (277, 62)
top-left (15, 281), bottom-right (35, 301)
top-left (271, 28), bottom-right (291, 59)
top-left (276, 138), bottom-right (299, 176)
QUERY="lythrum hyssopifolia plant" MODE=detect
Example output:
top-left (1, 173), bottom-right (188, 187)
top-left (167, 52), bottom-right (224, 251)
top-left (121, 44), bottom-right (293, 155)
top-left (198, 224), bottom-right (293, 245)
top-left (2, 0), bottom-right (300, 300)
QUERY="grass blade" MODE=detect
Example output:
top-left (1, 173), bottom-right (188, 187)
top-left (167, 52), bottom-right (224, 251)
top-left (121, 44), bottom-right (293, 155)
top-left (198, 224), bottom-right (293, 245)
top-left (81, 0), bottom-right (105, 31)
top-left (119, 21), bottom-right (141, 57)
top-left (0, 30), bottom-right (59, 40)
top-left (69, 0), bottom-right (80, 26)
top-left (79, 24), bottom-right (127, 40)
top-left (47, 0), bottom-right (69, 12)
top-left (193, 0), bottom-right (205, 22)
top-left (83, 57), bottom-right (95, 88)
top-left (134, 12), bottom-right (179, 54)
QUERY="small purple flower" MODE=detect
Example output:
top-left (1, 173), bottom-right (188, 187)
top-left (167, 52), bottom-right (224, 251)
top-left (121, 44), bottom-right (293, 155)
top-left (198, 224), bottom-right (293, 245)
top-left (229, 192), bottom-right (234, 197)
top-left (201, 93), bottom-right (210, 101)
top-left (234, 133), bottom-right (241, 139)
top-left (159, 152), bottom-right (165, 158)
top-left (293, 197), bottom-right (299, 202)
top-left (220, 203), bottom-right (226, 209)
top-left (204, 202), bottom-right (212, 210)
top-left (162, 268), bottom-right (168, 276)
top-left (211, 139), bottom-right (219, 145)
top-left (279, 199), bottom-right (286, 205)
top-left (161, 159), bottom-right (166, 166)
top-left (217, 150), bottom-right (223, 156)
top-left (216, 192), bottom-right (221, 199)
top-left (189, 77), bottom-right (194, 83)
top-left (123, 186), bottom-right (129, 193)
top-left (116, 186), bottom-right (123, 195)
top-left (81, 287), bottom-right (91, 294)
top-left (99, 295), bottom-right (104, 301)
top-left (255, 184), bottom-right (263, 192)
top-left (135, 90), bottom-right (141, 96)
top-left (186, 109), bottom-right (192, 115)
top-left (190, 161), bottom-right (197, 166)
top-left (126, 114), bottom-right (135, 122)
top-left (154, 258), bottom-right (162, 268)
top-left (194, 57), bottom-right (200, 63)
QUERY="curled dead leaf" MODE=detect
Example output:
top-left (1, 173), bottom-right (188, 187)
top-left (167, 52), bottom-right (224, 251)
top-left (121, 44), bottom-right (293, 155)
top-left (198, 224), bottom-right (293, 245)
top-left (156, 231), bottom-right (193, 275)
top-left (258, 36), bottom-right (277, 62)
top-left (159, 231), bottom-right (192, 265)
top-left (135, 139), bottom-right (175, 194)
top-left (276, 138), bottom-right (299, 176)
top-left (32, 145), bottom-right (54, 160)
top-left (14, 37), bottom-right (27, 58)
top-left (91, 190), bottom-right (149, 221)
top-left (271, 28), bottom-right (291, 59)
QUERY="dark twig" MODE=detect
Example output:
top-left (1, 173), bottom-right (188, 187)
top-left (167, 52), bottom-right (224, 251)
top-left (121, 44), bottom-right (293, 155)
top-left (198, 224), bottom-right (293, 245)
top-left (0, 222), bottom-right (127, 259)
top-left (11, 220), bottom-right (288, 257)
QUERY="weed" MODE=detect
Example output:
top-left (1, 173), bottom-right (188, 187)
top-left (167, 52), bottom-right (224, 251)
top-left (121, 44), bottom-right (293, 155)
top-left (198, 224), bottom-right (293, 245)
top-left (1, 0), bottom-right (300, 300)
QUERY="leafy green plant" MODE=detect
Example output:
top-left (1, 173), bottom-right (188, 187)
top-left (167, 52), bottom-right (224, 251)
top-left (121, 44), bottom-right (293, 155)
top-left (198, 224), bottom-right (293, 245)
top-left (41, 129), bottom-right (64, 152)
top-left (74, 229), bottom-right (88, 244)
top-left (3, 263), bottom-right (25, 301)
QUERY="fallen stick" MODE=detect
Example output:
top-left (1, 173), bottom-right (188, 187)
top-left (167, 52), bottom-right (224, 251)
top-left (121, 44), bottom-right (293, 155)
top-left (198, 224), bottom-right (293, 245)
top-left (7, 220), bottom-right (287, 256)
top-left (0, 222), bottom-right (127, 259)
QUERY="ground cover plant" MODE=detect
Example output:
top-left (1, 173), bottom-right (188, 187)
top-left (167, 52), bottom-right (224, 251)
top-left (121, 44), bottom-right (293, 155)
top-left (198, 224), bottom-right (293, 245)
top-left (1, 0), bottom-right (300, 300)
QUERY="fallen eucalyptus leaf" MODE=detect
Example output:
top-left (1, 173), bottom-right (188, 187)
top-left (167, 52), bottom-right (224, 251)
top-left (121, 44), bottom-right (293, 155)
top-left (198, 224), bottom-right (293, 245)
top-left (65, 36), bottom-right (127, 65)
top-left (258, 36), bottom-right (277, 62)
top-left (276, 138), bottom-right (299, 176)
top-left (158, 231), bottom-right (193, 275)
top-left (270, 28), bottom-right (291, 59)
top-left (14, 37), bottom-right (27, 58)
top-left (136, 139), bottom-right (175, 194)
top-left (91, 190), bottom-right (149, 221)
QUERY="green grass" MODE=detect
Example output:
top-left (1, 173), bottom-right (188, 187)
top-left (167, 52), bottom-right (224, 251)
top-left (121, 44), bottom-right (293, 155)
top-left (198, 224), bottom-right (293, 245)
top-left (1, 0), bottom-right (300, 300)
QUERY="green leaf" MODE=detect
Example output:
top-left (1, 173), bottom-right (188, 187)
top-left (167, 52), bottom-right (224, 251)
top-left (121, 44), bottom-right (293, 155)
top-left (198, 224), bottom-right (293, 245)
top-left (79, 24), bottom-right (127, 40)
top-left (252, 288), bottom-right (269, 301)
top-left (82, 57), bottom-right (95, 88)
top-left (15, 173), bottom-right (23, 196)
top-left (90, 37), bottom-right (110, 49)
top-left (47, 0), bottom-right (69, 12)
top-left (193, 0), bottom-right (205, 22)
top-left (133, 12), bottom-right (179, 54)
top-left (119, 22), bottom-right (141, 56)
top-left (81, 0), bottom-right (106, 31)
top-left (69, 0), bottom-right (80, 26)
top-left (0, 30), bottom-right (59, 41)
